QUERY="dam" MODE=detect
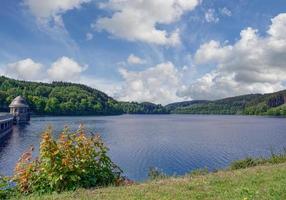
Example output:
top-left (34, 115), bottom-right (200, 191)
top-left (0, 96), bottom-right (30, 139)
top-left (0, 114), bottom-right (13, 139)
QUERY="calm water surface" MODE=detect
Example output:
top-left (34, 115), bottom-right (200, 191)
top-left (0, 115), bottom-right (286, 181)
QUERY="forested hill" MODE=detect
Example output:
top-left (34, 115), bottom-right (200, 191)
top-left (0, 76), bottom-right (167, 115)
top-left (1, 76), bottom-right (286, 116)
top-left (166, 90), bottom-right (286, 116)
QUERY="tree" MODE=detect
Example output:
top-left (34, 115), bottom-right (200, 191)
top-left (45, 98), bottom-right (60, 114)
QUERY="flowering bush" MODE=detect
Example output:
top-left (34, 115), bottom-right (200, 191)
top-left (13, 125), bottom-right (122, 194)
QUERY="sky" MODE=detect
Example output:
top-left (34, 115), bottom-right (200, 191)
top-left (0, 0), bottom-right (286, 105)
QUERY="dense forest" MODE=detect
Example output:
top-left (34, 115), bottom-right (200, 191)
top-left (0, 76), bottom-right (167, 115)
top-left (1, 76), bottom-right (286, 116)
top-left (166, 91), bottom-right (286, 116)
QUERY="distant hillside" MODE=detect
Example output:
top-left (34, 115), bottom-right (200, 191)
top-left (165, 100), bottom-right (210, 111)
top-left (166, 91), bottom-right (286, 116)
top-left (119, 101), bottom-right (168, 114)
top-left (1, 76), bottom-right (285, 116)
top-left (0, 76), bottom-right (167, 115)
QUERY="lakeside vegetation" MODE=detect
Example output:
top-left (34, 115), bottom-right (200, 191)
top-left (0, 126), bottom-right (125, 199)
top-left (4, 157), bottom-right (286, 199)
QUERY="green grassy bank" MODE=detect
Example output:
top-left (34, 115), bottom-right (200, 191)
top-left (20, 162), bottom-right (286, 200)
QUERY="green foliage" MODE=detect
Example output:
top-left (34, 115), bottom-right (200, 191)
top-left (189, 168), bottom-right (209, 176)
top-left (19, 163), bottom-right (286, 200)
top-left (230, 149), bottom-right (286, 170)
top-left (1, 75), bottom-right (285, 116)
top-left (148, 167), bottom-right (168, 180)
top-left (0, 76), bottom-right (167, 115)
top-left (119, 102), bottom-right (167, 114)
top-left (167, 91), bottom-right (286, 116)
top-left (230, 157), bottom-right (259, 170)
top-left (0, 175), bottom-right (17, 199)
top-left (167, 94), bottom-right (262, 115)
top-left (13, 126), bottom-right (122, 195)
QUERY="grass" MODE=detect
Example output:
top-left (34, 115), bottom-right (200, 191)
top-left (18, 162), bottom-right (286, 200)
top-left (230, 149), bottom-right (286, 170)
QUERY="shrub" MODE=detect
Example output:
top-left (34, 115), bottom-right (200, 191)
top-left (189, 168), bottom-right (209, 176)
top-left (230, 157), bottom-right (258, 170)
top-left (0, 175), bottom-right (16, 199)
top-left (13, 125), bottom-right (122, 194)
top-left (268, 148), bottom-right (286, 164)
top-left (148, 167), bottom-right (168, 180)
top-left (230, 149), bottom-right (286, 170)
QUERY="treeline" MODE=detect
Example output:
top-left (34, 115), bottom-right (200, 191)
top-left (243, 93), bottom-right (286, 116)
top-left (1, 76), bottom-right (286, 116)
top-left (0, 76), bottom-right (167, 115)
top-left (119, 102), bottom-right (168, 114)
top-left (166, 92), bottom-right (286, 116)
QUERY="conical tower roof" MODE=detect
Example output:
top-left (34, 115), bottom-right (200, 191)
top-left (9, 96), bottom-right (29, 108)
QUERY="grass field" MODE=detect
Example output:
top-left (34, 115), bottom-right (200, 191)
top-left (20, 162), bottom-right (286, 200)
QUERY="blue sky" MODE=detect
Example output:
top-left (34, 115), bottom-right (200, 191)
top-left (0, 0), bottom-right (286, 104)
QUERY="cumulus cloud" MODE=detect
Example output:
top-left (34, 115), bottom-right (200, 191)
top-left (268, 13), bottom-right (286, 39)
top-left (2, 56), bottom-right (87, 83)
top-left (127, 54), bottom-right (146, 65)
top-left (48, 56), bottom-right (88, 81)
top-left (205, 9), bottom-right (219, 23)
top-left (93, 0), bottom-right (200, 46)
top-left (117, 62), bottom-right (186, 104)
top-left (1, 57), bottom-right (122, 98)
top-left (4, 58), bottom-right (44, 80)
top-left (24, 0), bottom-right (91, 26)
top-left (180, 13), bottom-right (286, 100)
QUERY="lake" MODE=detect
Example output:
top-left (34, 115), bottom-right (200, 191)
top-left (0, 115), bottom-right (286, 181)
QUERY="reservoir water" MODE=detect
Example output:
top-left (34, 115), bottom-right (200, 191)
top-left (0, 115), bottom-right (286, 181)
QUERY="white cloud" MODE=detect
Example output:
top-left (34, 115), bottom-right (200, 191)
top-left (93, 0), bottom-right (200, 46)
top-left (127, 54), bottom-right (146, 65)
top-left (24, 0), bottom-right (91, 26)
top-left (48, 56), bottom-right (88, 81)
top-left (3, 58), bottom-right (44, 80)
top-left (180, 13), bottom-right (286, 100)
top-left (23, 0), bottom-right (91, 52)
top-left (86, 32), bottom-right (93, 41)
top-left (194, 40), bottom-right (232, 64)
top-left (2, 57), bottom-right (88, 82)
top-left (220, 7), bottom-right (232, 17)
top-left (267, 13), bottom-right (286, 40)
top-left (117, 62), bottom-right (186, 104)
top-left (1, 57), bottom-right (123, 100)
top-left (205, 9), bottom-right (219, 23)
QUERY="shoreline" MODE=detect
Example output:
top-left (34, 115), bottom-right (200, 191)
top-left (18, 162), bottom-right (286, 200)
top-left (28, 113), bottom-right (286, 118)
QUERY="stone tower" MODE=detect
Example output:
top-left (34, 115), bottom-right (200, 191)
top-left (9, 96), bottom-right (30, 124)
